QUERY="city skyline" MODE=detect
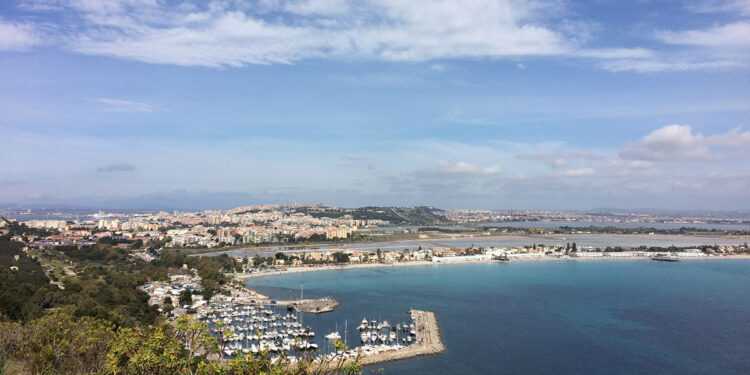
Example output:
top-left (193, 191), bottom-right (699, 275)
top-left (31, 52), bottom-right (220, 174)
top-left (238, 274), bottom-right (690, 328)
top-left (2, 0), bottom-right (750, 210)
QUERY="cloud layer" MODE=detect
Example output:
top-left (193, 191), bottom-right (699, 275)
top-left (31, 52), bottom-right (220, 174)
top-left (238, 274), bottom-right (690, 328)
top-left (4, 124), bottom-right (750, 209)
top-left (2, 0), bottom-right (746, 72)
top-left (8, 0), bottom-right (653, 68)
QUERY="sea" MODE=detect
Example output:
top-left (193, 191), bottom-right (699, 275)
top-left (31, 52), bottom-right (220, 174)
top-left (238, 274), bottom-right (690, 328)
top-left (247, 260), bottom-right (750, 374)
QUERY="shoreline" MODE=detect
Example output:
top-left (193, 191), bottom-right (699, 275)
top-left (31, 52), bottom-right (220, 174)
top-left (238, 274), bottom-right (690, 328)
top-left (236, 254), bottom-right (750, 281)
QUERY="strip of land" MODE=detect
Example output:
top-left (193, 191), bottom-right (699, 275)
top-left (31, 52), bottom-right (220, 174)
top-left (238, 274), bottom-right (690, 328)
top-left (236, 254), bottom-right (750, 281)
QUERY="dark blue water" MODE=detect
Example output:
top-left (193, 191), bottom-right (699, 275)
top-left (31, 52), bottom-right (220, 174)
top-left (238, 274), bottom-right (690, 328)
top-left (247, 260), bottom-right (750, 374)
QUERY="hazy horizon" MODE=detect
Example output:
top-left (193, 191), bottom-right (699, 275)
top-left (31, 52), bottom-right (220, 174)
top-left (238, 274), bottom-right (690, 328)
top-left (3, 197), bottom-right (750, 216)
top-left (2, 0), bottom-right (750, 211)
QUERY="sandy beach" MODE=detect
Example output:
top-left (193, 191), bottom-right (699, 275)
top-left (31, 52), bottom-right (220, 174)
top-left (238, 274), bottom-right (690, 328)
top-left (236, 254), bottom-right (750, 280)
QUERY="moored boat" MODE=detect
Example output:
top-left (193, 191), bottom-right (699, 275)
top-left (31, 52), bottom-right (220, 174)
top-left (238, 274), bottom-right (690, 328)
top-left (651, 253), bottom-right (679, 262)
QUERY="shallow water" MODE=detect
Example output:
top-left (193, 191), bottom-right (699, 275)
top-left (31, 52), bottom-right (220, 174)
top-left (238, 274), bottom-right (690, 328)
top-left (247, 260), bottom-right (750, 374)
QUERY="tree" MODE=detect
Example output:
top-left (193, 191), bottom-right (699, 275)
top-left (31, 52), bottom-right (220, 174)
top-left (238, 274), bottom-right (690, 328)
top-left (179, 290), bottom-right (193, 306)
top-left (2, 313), bottom-right (360, 375)
top-left (332, 252), bottom-right (350, 263)
top-left (253, 255), bottom-right (263, 267)
top-left (275, 252), bottom-right (289, 261)
top-left (0, 310), bottom-right (115, 375)
top-left (163, 297), bottom-right (174, 314)
top-left (104, 317), bottom-right (222, 375)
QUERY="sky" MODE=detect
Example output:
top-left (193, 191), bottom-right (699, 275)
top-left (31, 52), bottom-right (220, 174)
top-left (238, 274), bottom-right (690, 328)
top-left (1, 0), bottom-right (750, 211)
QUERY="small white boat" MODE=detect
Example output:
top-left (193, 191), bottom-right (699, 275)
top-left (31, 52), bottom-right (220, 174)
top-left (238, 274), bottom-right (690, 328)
top-left (325, 331), bottom-right (341, 340)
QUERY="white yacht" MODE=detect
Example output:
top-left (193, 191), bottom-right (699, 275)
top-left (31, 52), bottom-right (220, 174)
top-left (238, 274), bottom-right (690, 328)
top-left (325, 331), bottom-right (341, 340)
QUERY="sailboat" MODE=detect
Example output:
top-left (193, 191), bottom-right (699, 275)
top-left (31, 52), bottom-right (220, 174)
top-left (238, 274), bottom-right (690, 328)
top-left (325, 323), bottom-right (341, 340)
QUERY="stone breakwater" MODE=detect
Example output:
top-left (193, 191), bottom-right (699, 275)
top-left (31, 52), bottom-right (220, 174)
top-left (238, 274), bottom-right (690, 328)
top-left (359, 310), bottom-right (446, 366)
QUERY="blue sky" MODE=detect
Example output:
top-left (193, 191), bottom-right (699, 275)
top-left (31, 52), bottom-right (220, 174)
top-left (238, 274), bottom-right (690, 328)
top-left (1, 0), bottom-right (750, 210)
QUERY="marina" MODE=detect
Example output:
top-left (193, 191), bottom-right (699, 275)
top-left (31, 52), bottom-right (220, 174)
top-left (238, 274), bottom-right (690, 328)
top-left (199, 304), bottom-right (319, 358)
top-left (197, 301), bottom-right (445, 366)
top-left (357, 310), bottom-right (446, 366)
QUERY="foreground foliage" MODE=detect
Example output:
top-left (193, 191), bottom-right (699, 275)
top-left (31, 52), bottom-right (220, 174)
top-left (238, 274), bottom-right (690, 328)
top-left (0, 312), bottom-right (361, 375)
top-left (0, 222), bottom-right (363, 374)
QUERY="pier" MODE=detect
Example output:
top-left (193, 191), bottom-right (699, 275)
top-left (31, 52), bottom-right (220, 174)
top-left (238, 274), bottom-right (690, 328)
top-left (358, 310), bottom-right (445, 366)
top-left (286, 297), bottom-right (339, 313)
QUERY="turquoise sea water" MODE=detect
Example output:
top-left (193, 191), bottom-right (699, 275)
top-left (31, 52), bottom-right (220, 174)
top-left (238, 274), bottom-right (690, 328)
top-left (247, 260), bottom-right (750, 374)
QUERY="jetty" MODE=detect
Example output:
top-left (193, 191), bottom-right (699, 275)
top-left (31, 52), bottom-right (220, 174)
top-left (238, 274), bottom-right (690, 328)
top-left (358, 310), bottom-right (445, 366)
top-left (286, 297), bottom-right (339, 313)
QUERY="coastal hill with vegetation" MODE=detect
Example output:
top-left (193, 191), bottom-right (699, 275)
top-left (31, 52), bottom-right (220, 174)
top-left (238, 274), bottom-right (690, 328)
top-left (0, 220), bottom-right (360, 375)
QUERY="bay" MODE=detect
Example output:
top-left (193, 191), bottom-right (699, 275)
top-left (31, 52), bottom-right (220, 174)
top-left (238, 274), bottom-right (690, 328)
top-left (247, 260), bottom-right (750, 374)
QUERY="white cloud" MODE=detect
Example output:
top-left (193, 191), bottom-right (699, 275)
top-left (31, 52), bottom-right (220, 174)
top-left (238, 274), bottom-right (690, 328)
top-left (706, 127), bottom-right (750, 147)
top-left (343, 154), bottom-right (364, 161)
top-left (63, 0), bottom-right (571, 66)
top-left (517, 153), bottom-right (568, 168)
top-left (0, 18), bottom-right (40, 51)
top-left (656, 22), bottom-right (750, 47)
top-left (619, 125), bottom-right (750, 161)
top-left (618, 3), bottom-right (750, 73)
top-left (602, 159), bottom-right (659, 178)
top-left (95, 97), bottom-right (155, 112)
top-left (600, 58), bottom-right (744, 73)
top-left (575, 47), bottom-right (653, 59)
top-left (625, 160), bottom-right (653, 170)
top-left (620, 125), bottom-right (714, 161)
top-left (436, 161), bottom-right (500, 175)
top-left (283, 0), bottom-right (351, 15)
top-left (568, 150), bottom-right (596, 159)
top-left (555, 167), bottom-right (595, 177)
top-left (688, 0), bottom-right (750, 15)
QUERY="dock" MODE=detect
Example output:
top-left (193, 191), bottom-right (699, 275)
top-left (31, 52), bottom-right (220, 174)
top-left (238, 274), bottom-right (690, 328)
top-left (358, 310), bottom-right (445, 366)
top-left (286, 297), bottom-right (340, 313)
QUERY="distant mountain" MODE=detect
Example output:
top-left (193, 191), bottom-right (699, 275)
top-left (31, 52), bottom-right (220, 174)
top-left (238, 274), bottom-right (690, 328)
top-left (0, 190), bottom-right (263, 212)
